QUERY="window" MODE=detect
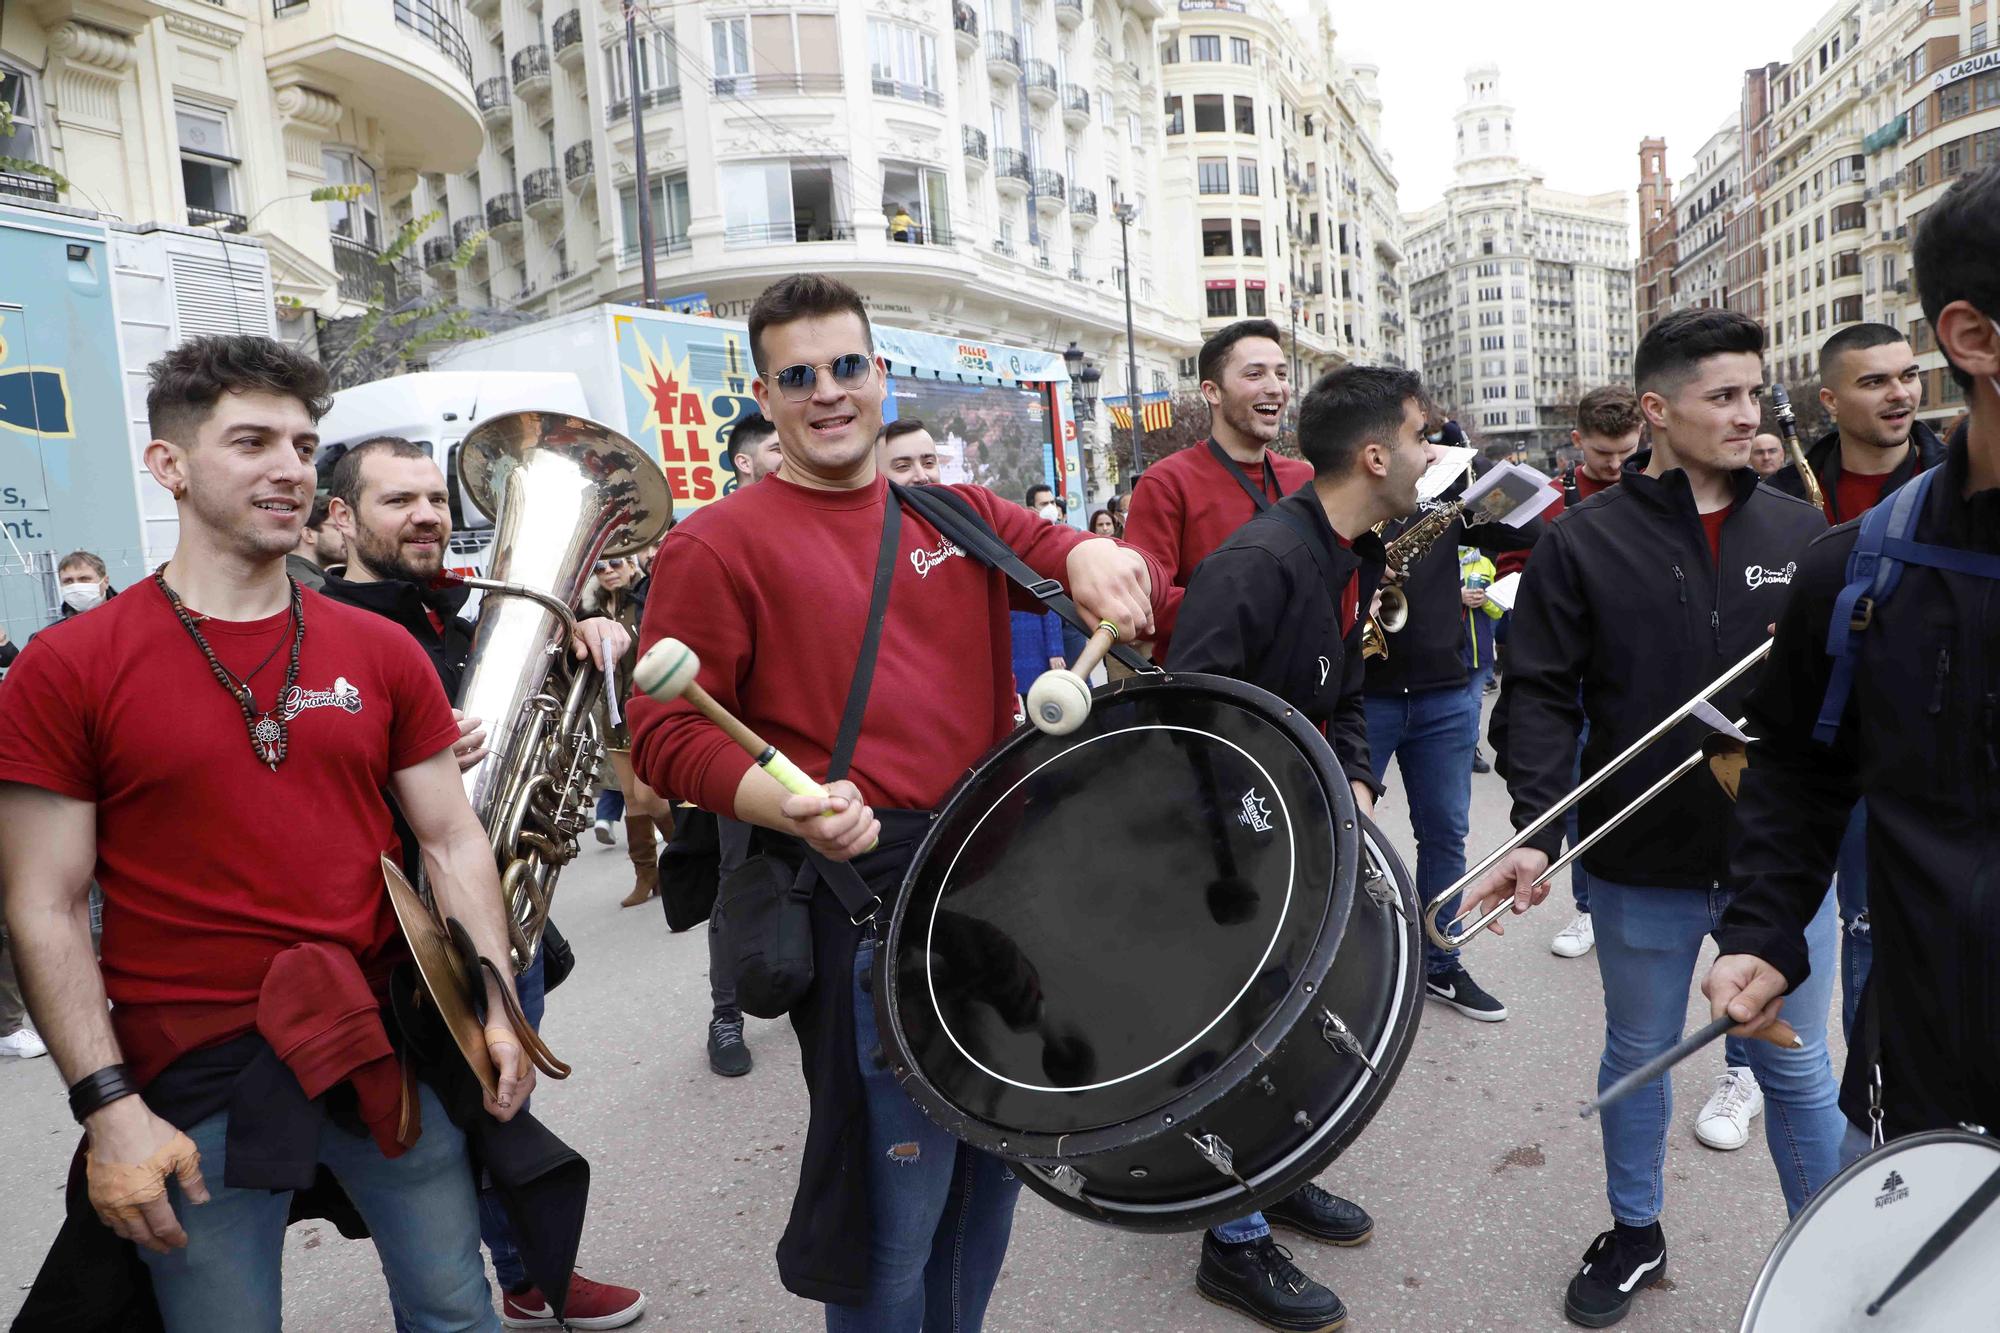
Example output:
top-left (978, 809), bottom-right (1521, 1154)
top-left (1237, 158), bottom-right (1258, 195)
top-left (869, 20), bottom-right (940, 104)
top-left (1941, 79), bottom-right (1973, 122)
top-left (1229, 36), bottom-right (1251, 64)
top-left (1943, 136), bottom-right (1967, 177)
top-left (0, 61), bottom-right (42, 173)
top-left (713, 13), bottom-right (840, 94)
top-left (318, 148), bottom-right (390, 251)
top-left (1188, 34), bottom-right (1220, 61)
top-left (1128, 112), bottom-right (1140, 146)
top-left (1833, 295), bottom-right (1862, 323)
top-left (1245, 283), bottom-right (1266, 316)
top-left (1164, 95), bottom-right (1184, 135)
top-left (1197, 157), bottom-right (1229, 194)
top-left (720, 158), bottom-right (848, 245)
top-left (1160, 37), bottom-right (1178, 64)
top-left (881, 162), bottom-right (950, 242)
top-left (1202, 218), bottom-right (1233, 256)
top-left (1206, 282), bottom-right (1237, 317)
top-left (1241, 219), bottom-right (1261, 256)
top-left (1099, 88), bottom-right (1113, 127)
top-left (606, 28), bottom-right (680, 114)
top-left (1193, 94), bottom-right (1225, 132)
top-left (181, 105), bottom-right (242, 227)
top-left (618, 171), bottom-right (691, 256)
top-left (712, 17), bottom-right (750, 82)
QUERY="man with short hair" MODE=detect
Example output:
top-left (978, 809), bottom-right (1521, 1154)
top-left (1123, 319), bottom-right (1312, 660)
top-left (729, 412), bottom-right (784, 486)
top-left (877, 419), bottom-right (941, 486)
top-left (1171, 365), bottom-right (1424, 1333)
top-left (1749, 433), bottom-right (1786, 478)
top-left (0, 335), bottom-right (535, 1330)
top-left (1460, 308), bottom-right (1842, 1328)
top-left (287, 495), bottom-right (342, 591)
top-left (631, 273), bottom-right (1165, 1330)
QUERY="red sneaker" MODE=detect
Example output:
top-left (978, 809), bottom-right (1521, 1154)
top-left (501, 1272), bottom-right (647, 1329)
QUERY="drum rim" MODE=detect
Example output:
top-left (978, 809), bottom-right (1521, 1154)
top-left (878, 670), bottom-right (1361, 1164)
top-left (1738, 1127), bottom-right (2000, 1329)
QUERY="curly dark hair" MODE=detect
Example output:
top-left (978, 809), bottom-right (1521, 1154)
top-left (146, 335), bottom-right (333, 446)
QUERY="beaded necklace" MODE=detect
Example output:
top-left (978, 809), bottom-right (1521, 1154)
top-left (154, 570), bottom-right (305, 771)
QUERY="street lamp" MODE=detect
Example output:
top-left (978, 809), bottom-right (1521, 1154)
top-left (1113, 197), bottom-right (1143, 488)
top-left (1062, 340), bottom-right (1100, 509)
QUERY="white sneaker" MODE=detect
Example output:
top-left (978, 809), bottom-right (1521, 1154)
top-left (1550, 913), bottom-right (1595, 958)
top-left (0, 1028), bottom-right (48, 1059)
top-left (1694, 1066), bottom-right (1764, 1151)
top-left (592, 818), bottom-right (615, 846)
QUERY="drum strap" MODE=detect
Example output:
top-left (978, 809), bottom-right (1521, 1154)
top-left (1207, 439), bottom-right (1289, 512)
top-left (894, 483), bottom-right (1156, 674)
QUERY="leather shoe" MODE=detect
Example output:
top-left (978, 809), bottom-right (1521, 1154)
top-left (1265, 1182), bottom-right (1373, 1246)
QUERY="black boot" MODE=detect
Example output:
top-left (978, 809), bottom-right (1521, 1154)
top-left (1563, 1223), bottom-right (1666, 1327)
top-left (1195, 1232), bottom-right (1347, 1332)
top-left (1264, 1183), bottom-right (1373, 1245)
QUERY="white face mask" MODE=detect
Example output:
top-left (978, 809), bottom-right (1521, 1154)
top-left (61, 582), bottom-right (105, 612)
top-left (1038, 502), bottom-right (1062, 523)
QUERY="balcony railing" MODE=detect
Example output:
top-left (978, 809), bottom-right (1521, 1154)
top-left (1070, 186), bottom-right (1097, 216)
top-left (511, 43), bottom-right (551, 91)
top-left (390, 0), bottom-right (472, 77)
top-left (330, 234), bottom-right (401, 303)
top-left (523, 167), bottom-right (562, 212)
top-left (995, 147), bottom-right (1030, 182)
top-left (711, 73), bottom-right (841, 97)
top-left (607, 86), bottom-right (680, 119)
top-left (962, 125), bottom-right (988, 161)
top-left (564, 140), bottom-right (594, 186)
top-left (618, 234), bottom-right (692, 263)
top-left (551, 9), bottom-right (582, 58)
top-left (485, 192), bottom-right (522, 230)
top-left (476, 76), bottom-right (510, 116)
top-left (952, 1), bottom-right (977, 41)
top-left (1061, 83), bottom-right (1090, 117)
top-left (886, 221), bottom-right (953, 245)
top-left (872, 78), bottom-right (944, 106)
top-left (725, 220), bottom-right (855, 246)
top-left (452, 216), bottom-right (484, 249)
top-left (187, 205), bottom-right (248, 232)
top-left (1030, 167), bottom-right (1065, 199)
top-left (1055, 0), bottom-right (1083, 24)
top-left (987, 32), bottom-right (1021, 68)
top-left (422, 235), bottom-right (455, 269)
top-left (0, 170), bottom-right (58, 203)
top-left (1023, 57), bottom-right (1058, 98)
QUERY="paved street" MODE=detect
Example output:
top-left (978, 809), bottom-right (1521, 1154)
top-left (0, 695), bottom-right (1842, 1332)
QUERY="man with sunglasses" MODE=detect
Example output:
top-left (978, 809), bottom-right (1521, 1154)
top-left (630, 274), bottom-right (1165, 1332)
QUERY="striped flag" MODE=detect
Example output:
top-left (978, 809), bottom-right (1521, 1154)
top-left (1105, 391), bottom-right (1173, 433)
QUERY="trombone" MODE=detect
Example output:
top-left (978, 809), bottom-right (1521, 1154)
top-left (1424, 641), bottom-right (1773, 951)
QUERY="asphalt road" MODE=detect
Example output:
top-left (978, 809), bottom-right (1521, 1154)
top-left (0, 692), bottom-right (1844, 1332)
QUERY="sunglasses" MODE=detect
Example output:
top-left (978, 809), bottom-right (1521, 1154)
top-left (765, 353), bottom-right (874, 402)
top-left (594, 557), bottom-right (632, 572)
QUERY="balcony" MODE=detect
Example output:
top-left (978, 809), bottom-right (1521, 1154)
top-left (564, 140), bottom-right (594, 193)
top-left (1031, 168), bottom-right (1065, 215)
top-left (551, 9), bottom-right (583, 68)
top-left (422, 234), bottom-right (456, 274)
top-left (452, 216), bottom-right (485, 251)
top-left (607, 86), bottom-right (680, 120)
top-left (1055, 0), bottom-right (1083, 27)
top-left (711, 73), bottom-right (841, 97)
top-left (511, 43), bottom-right (551, 99)
top-left (465, 0), bottom-right (496, 17)
top-left (0, 170), bottom-right (58, 203)
top-left (952, 1), bottom-right (977, 53)
top-left (986, 32), bottom-right (1021, 80)
top-left (872, 77), bottom-right (944, 107)
top-left (476, 76), bottom-right (510, 125)
top-left (1070, 186), bottom-right (1098, 226)
top-left (1024, 58), bottom-right (1059, 107)
top-left (523, 166), bottom-right (562, 220)
top-left (187, 205), bottom-right (247, 232)
top-left (265, 0), bottom-right (481, 171)
top-left (962, 125), bottom-right (988, 170)
top-left (330, 234), bottom-right (402, 304)
top-left (886, 220), bottom-right (954, 245)
top-left (995, 147), bottom-right (1029, 197)
top-left (724, 220), bottom-right (855, 247)
top-left (1061, 83), bottom-right (1091, 126)
top-left (485, 191), bottom-right (522, 238)
top-left (618, 233), bottom-right (692, 264)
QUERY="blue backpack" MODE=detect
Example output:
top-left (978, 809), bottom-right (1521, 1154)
top-left (1815, 465), bottom-right (2000, 743)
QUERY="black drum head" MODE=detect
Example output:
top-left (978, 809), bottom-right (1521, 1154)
top-left (883, 673), bottom-right (1358, 1157)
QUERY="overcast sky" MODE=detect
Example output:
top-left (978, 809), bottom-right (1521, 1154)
top-left (1312, 0), bottom-right (1845, 220)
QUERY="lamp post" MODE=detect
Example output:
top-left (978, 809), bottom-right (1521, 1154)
top-left (1062, 340), bottom-right (1096, 509)
top-left (623, 0), bottom-right (657, 305)
top-left (1112, 195), bottom-right (1144, 486)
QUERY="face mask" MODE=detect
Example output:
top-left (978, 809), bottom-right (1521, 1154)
top-left (1038, 503), bottom-right (1062, 522)
top-left (61, 583), bottom-right (105, 612)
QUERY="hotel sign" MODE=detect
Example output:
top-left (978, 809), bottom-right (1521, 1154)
top-left (1932, 49), bottom-right (2000, 91)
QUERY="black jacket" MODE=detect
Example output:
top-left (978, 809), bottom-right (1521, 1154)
top-left (315, 570), bottom-right (476, 698)
top-left (1502, 460), bottom-right (1825, 887)
top-left (1765, 420), bottom-right (1947, 523)
top-left (1716, 431), bottom-right (2000, 1137)
top-left (1168, 490), bottom-right (1387, 796)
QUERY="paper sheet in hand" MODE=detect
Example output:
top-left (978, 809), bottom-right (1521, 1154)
top-left (1417, 446), bottom-right (1477, 503)
top-left (1461, 461), bottom-right (1559, 529)
top-left (1485, 571), bottom-right (1522, 613)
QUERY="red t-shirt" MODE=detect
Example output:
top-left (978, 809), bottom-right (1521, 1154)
top-left (628, 476), bottom-right (1172, 815)
top-left (1831, 469), bottom-right (1894, 524)
top-left (1122, 442), bottom-right (1314, 654)
top-left (1699, 505), bottom-right (1733, 563)
top-left (1334, 531), bottom-right (1360, 635)
top-left (0, 581), bottom-right (460, 1009)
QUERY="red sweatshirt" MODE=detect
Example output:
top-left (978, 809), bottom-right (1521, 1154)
top-left (1122, 441), bottom-right (1313, 654)
top-left (628, 475), bottom-right (1171, 814)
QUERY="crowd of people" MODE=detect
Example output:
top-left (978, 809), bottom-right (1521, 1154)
top-left (0, 163), bottom-right (1995, 1333)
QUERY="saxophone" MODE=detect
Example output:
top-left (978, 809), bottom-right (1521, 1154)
top-left (1769, 383), bottom-right (1827, 513)
top-left (1361, 463), bottom-right (1475, 661)
top-left (451, 411), bottom-right (672, 970)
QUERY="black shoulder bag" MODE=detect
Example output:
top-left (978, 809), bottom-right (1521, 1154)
top-left (712, 490), bottom-right (901, 1019)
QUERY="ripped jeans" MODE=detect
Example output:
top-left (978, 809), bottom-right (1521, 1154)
top-left (827, 937), bottom-right (1021, 1333)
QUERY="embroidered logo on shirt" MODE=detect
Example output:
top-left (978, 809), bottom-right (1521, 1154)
top-left (1238, 789), bottom-right (1273, 833)
top-left (281, 676), bottom-right (364, 720)
top-left (910, 540), bottom-right (966, 577)
top-left (1744, 562), bottom-right (1798, 590)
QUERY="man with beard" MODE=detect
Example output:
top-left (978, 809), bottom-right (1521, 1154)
top-left (729, 412), bottom-right (785, 487)
top-left (317, 437), bottom-right (646, 1331)
top-left (1122, 320), bottom-right (1311, 659)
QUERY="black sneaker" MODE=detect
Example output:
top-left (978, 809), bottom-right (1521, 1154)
top-left (1425, 965), bottom-right (1508, 1022)
top-left (1264, 1183), bottom-right (1373, 1246)
top-left (1472, 748), bottom-right (1492, 774)
top-left (1564, 1224), bottom-right (1666, 1328)
top-left (1195, 1233), bottom-right (1347, 1332)
top-left (707, 1016), bottom-right (752, 1077)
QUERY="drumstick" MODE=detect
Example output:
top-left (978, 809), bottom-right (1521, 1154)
top-left (1069, 621), bottom-right (1121, 679)
top-left (632, 638), bottom-right (829, 805)
top-left (1025, 622), bottom-right (1120, 736)
top-left (1865, 1162), bottom-right (2000, 1315)
top-left (1582, 1014), bottom-right (1802, 1118)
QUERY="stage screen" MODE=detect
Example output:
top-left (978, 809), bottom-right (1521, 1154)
top-left (885, 375), bottom-right (1056, 502)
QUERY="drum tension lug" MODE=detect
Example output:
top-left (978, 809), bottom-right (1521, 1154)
top-left (1362, 864), bottom-right (1409, 921)
top-left (1184, 1132), bottom-right (1252, 1191)
top-left (1319, 1008), bottom-right (1380, 1076)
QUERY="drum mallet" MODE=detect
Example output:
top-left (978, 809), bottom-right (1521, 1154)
top-left (1025, 621), bottom-right (1120, 736)
top-left (1583, 1013), bottom-right (1801, 1118)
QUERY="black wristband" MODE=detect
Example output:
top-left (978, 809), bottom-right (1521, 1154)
top-left (67, 1063), bottom-right (139, 1124)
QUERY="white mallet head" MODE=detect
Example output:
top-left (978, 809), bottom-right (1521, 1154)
top-left (634, 637), bottom-right (702, 702)
top-left (1026, 668), bottom-right (1093, 735)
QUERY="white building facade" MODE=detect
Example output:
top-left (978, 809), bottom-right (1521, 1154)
top-left (1670, 114), bottom-right (1742, 312)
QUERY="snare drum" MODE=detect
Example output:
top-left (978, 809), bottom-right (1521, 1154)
top-left (1741, 1128), bottom-right (2000, 1330)
top-left (876, 671), bottom-right (1424, 1231)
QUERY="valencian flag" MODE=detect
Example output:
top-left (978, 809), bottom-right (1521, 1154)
top-left (1105, 390), bottom-right (1172, 433)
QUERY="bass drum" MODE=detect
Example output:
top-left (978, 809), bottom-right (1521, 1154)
top-left (876, 671), bottom-right (1424, 1232)
top-left (1741, 1129), bottom-right (2000, 1331)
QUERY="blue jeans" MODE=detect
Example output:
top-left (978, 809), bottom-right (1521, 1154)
top-left (1591, 878), bottom-right (1844, 1226)
top-left (827, 938), bottom-right (1020, 1332)
top-left (139, 1082), bottom-right (497, 1332)
top-left (1210, 1212), bottom-right (1269, 1244)
top-left (1835, 801), bottom-right (1869, 1042)
top-left (1365, 687), bottom-right (1476, 975)
top-left (596, 788), bottom-right (624, 822)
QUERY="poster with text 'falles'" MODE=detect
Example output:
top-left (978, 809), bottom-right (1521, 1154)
top-left (612, 311), bottom-right (759, 512)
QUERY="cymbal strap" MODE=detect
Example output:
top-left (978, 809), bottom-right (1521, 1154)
top-left (480, 957), bottom-right (574, 1080)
